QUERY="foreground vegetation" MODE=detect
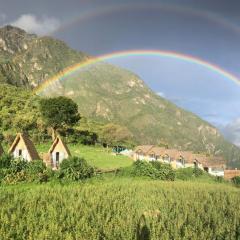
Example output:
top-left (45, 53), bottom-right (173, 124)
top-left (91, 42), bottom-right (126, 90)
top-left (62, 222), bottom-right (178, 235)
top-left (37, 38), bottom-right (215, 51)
top-left (0, 149), bottom-right (239, 239)
top-left (0, 179), bottom-right (239, 239)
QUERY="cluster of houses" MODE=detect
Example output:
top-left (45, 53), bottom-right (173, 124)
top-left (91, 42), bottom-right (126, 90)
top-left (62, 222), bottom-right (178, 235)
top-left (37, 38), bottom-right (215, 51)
top-left (133, 145), bottom-right (240, 179)
top-left (0, 133), bottom-right (71, 169)
top-left (1, 133), bottom-right (240, 179)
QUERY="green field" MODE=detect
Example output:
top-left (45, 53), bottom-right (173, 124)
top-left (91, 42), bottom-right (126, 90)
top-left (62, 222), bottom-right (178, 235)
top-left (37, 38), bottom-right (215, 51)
top-left (1, 144), bottom-right (239, 239)
top-left (0, 179), bottom-right (239, 239)
top-left (37, 143), bottom-right (133, 170)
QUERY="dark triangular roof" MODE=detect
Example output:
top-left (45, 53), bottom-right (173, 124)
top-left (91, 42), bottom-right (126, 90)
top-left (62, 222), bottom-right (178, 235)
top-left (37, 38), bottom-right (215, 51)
top-left (8, 133), bottom-right (40, 160)
top-left (48, 136), bottom-right (71, 156)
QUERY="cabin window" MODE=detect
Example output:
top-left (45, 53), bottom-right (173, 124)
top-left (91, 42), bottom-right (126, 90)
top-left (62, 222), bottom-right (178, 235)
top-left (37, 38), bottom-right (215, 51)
top-left (149, 154), bottom-right (155, 159)
top-left (163, 155), bottom-right (170, 162)
top-left (19, 149), bottom-right (22, 157)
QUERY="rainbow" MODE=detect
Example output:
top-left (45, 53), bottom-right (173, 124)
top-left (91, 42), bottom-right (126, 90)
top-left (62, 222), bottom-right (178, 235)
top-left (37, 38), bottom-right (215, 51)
top-left (35, 50), bottom-right (240, 94)
top-left (49, 3), bottom-right (240, 36)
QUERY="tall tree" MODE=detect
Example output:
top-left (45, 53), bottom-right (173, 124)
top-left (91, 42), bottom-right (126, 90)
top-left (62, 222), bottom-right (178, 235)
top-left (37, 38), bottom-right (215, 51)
top-left (100, 123), bottom-right (132, 149)
top-left (39, 96), bottom-right (80, 139)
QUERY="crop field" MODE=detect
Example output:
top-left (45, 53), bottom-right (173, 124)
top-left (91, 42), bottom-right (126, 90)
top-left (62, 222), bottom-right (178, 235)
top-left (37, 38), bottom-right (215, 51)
top-left (0, 179), bottom-right (239, 240)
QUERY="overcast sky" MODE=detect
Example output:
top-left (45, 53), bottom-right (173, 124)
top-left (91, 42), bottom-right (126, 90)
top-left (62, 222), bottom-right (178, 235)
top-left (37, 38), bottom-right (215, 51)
top-left (1, 0), bottom-right (240, 145)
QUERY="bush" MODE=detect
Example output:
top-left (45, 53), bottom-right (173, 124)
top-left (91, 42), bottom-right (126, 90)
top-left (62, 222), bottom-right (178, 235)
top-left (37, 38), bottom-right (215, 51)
top-left (193, 167), bottom-right (204, 177)
top-left (131, 160), bottom-right (175, 181)
top-left (2, 159), bottom-right (51, 184)
top-left (26, 160), bottom-right (46, 175)
top-left (25, 160), bottom-right (49, 183)
top-left (59, 157), bottom-right (95, 181)
top-left (131, 160), bottom-right (159, 179)
top-left (0, 154), bottom-right (13, 169)
top-left (9, 158), bottom-right (28, 174)
top-left (0, 168), bottom-right (8, 182)
top-left (232, 176), bottom-right (240, 186)
top-left (150, 161), bottom-right (175, 181)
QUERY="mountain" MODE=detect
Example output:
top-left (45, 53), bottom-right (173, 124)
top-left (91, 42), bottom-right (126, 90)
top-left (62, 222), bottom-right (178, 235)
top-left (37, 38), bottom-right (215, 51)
top-left (0, 25), bottom-right (239, 166)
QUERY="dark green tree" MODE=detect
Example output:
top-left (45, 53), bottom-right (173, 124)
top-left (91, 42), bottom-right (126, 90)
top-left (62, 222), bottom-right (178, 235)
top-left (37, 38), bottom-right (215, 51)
top-left (100, 123), bottom-right (132, 149)
top-left (39, 96), bottom-right (80, 139)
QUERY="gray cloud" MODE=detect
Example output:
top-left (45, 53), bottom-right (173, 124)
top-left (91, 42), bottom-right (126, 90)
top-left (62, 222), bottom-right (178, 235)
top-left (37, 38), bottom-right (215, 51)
top-left (10, 14), bottom-right (60, 35)
top-left (222, 118), bottom-right (240, 146)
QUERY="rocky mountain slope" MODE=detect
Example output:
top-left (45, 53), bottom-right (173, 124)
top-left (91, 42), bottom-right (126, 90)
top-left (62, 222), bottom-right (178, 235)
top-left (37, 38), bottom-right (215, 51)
top-left (0, 25), bottom-right (239, 166)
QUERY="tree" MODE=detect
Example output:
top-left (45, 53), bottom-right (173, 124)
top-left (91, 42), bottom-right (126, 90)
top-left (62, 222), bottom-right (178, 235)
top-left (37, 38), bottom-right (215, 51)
top-left (39, 97), bottom-right (80, 139)
top-left (100, 123), bottom-right (133, 148)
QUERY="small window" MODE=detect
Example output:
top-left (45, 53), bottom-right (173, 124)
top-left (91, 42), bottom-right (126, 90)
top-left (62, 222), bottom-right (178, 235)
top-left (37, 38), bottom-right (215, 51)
top-left (19, 149), bottom-right (22, 157)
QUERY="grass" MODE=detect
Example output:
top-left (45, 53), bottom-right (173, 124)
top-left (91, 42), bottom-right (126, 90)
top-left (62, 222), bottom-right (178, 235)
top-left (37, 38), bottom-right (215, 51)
top-left (36, 143), bottom-right (133, 170)
top-left (0, 179), bottom-right (239, 239)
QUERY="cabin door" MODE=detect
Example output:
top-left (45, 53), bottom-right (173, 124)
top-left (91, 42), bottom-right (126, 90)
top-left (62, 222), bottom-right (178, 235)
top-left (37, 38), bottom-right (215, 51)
top-left (56, 152), bottom-right (60, 168)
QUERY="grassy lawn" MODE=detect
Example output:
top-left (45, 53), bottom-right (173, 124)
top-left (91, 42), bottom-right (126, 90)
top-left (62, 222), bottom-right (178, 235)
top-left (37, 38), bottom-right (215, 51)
top-left (36, 143), bottom-right (133, 170)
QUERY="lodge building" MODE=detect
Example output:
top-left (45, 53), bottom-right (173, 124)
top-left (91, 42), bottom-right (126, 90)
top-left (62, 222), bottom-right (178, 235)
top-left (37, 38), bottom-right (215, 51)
top-left (133, 145), bottom-right (227, 177)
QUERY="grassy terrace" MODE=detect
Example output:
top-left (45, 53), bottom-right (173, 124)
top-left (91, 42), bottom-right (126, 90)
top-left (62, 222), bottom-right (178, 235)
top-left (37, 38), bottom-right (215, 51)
top-left (37, 143), bottom-right (133, 170)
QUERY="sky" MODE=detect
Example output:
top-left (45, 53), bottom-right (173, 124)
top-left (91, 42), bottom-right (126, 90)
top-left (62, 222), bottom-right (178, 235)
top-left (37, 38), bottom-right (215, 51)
top-left (1, 0), bottom-right (240, 145)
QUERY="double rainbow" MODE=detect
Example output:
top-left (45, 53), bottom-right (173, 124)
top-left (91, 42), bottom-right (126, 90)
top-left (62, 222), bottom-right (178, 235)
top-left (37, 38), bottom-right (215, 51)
top-left (34, 50), bottom-right (240, 94)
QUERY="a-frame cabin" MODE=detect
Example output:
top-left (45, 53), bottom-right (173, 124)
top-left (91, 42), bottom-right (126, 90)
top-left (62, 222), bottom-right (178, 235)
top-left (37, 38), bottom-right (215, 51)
top-left (8, 133), bottom-right (40, 161)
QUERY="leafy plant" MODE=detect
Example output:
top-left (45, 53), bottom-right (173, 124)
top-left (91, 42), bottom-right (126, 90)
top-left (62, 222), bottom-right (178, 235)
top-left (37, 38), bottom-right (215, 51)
top-left (150, 161), bottom-right (175, 181)
top-left (232, 176), bottom-right (240, 186)
top-left (193, 167), bottom-right (204, 177)
top-left (0, 154), bottom-right (13, 169)
top-left (130, 160), bottom-right (175, 180)
top-left (59, 156), bottom-right (94, 181)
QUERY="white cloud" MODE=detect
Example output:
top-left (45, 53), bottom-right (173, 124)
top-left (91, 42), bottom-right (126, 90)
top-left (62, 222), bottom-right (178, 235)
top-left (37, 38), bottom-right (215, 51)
top-left (222, 118), bottom-right (240, 147)
top-left (157, 92), bottom-right (165, 98)
top-left (10, 14), bottom-right (60, 35)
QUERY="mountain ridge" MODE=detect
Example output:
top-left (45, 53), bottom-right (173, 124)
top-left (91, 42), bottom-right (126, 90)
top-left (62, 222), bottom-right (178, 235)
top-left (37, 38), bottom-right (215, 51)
top-left (0, 25), bottom-right (239, 166)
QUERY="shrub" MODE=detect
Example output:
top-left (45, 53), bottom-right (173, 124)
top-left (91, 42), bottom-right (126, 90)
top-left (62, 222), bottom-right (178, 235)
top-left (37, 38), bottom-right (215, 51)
top-left (0, 168), bottom-right (8, 182)
top-left (25, 160), bottom-right (49, 183)
top-left (232, 176), bottom-right (240, 186)
top-left (131, 160), bottom-right (175, 180)
top-left (3, 159), bottom-right (51, 184)
top-left (193, 167), bottom-right (204, 177)
top-left (3, 171), bottom-right (28, 185)
top-left (59, 157), bottom-right (95, 181)
top-left (9, 158), bottom-right (28, 174)
top-left (26, 160), bottom-right (46, 175)
top-left (150, 161), bottom-right (175, 181)
top-left (0, 154), bottom-right (13, 169)
top-left (131, 160), bottom-right (159, 179)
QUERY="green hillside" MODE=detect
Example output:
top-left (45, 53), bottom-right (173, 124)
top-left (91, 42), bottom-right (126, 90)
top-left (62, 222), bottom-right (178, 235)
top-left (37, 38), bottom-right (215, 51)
top-left (0, 25), bottom-right (240, 166)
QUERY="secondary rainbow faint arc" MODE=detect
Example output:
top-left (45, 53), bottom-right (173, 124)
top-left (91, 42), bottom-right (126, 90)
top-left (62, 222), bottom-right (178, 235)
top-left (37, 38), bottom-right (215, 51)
top-left (49, 3), bottom-right (240, 36)
top-left (34, 50), bottom-right (240, 94)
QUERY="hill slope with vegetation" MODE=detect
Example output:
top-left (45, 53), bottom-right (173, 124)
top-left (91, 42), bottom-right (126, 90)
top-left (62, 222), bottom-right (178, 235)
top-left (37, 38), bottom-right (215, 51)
top-left (0, 25), bottom-right (239, 166)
